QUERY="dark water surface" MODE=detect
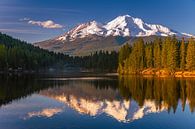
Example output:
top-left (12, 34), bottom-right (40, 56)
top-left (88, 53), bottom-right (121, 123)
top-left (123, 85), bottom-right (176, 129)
top-left (0, 74), bottom-right (195, 129)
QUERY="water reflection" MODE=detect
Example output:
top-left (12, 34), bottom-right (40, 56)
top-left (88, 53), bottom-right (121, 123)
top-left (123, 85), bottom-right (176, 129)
top-left (118, 76), bottom-right (195, 113)
top-left (26, 108), bottom-right (63, 119)
top-left (0, 75), bottom-right (62, 107)
top-left (0, 75), bottom-right (195, 124)
top-left (39, 80), bottom-right (169, 122)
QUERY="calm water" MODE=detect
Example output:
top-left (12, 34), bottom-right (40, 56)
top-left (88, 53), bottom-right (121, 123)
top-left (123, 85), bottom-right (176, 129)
top-left (0, 74), bottom-right (195, 129)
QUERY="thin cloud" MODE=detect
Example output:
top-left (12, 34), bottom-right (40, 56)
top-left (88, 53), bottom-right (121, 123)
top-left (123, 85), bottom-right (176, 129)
top-left (0, 28), bottom-right (47, 34)
top-left (28, 20), bottom-right (63, 29)
top-left (19, 17), bottom-right (30, 21)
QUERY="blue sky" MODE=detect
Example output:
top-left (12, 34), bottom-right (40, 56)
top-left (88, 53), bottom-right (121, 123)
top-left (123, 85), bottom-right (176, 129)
top-left (0, 0), bottom-right (195, 43)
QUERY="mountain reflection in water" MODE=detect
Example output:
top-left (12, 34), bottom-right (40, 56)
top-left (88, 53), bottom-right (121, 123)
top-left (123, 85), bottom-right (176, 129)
top-left (39, 81), bottom-right (167, 122)
top-left (0, 75), bottom-right (195, 123)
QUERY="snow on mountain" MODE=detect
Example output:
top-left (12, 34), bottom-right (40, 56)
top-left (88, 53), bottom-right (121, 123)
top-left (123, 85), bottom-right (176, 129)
top-left (56, 15), bottom-right (192, 41)
top-left (57, 21), bottom-right (105, 41)
top-left (181, 32), bottom-right (195, 37)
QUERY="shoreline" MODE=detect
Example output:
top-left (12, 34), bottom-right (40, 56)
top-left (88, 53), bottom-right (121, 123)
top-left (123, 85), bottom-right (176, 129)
top-left (119, 68), bottom-right (195, 78)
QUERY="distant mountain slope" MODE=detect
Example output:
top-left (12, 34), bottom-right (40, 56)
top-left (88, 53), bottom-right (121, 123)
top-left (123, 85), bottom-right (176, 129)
top-left (35, 35), bottom-right (130, 56)
top-left (35, 15), bottom-right (194, 56)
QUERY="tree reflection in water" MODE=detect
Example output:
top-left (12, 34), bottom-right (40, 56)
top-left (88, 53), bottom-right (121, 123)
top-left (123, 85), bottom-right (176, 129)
top-left (0, 74), bottom-right (195, 116)
top-left (118, 76), bottom-right (195, 113)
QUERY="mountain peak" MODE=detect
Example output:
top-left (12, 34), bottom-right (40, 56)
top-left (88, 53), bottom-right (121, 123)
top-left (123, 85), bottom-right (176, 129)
top-left (56, 15), bottom-right (193, 41)
top-left (105, 15), bottom-right (144, 27)
top-left (88, 20), bottom-right (100, 25)
top-left (115, 14), bottom-right (134, 19)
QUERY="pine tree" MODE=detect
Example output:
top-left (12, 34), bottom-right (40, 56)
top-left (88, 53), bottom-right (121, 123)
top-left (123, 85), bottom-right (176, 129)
top-left (153, 38), bottom-right (162, 68)
top-left (167, 36), bottom-right (179, 72)
top-left (118, 44), bottom-right (131, 66)
top-left (137, 38), bottom-right (145, 70)
top-left (125, 38), bottom-right (145, 73)
top-left (161, 37), bottom-right (170, 68)
top-left (145, 43), bottom-right (153, 68)
top-left (186, 38), bottom-right (195, 71)
top-left (0, 44), bottom-right (7, 70)
top-left (180, 38), bottom-right (186, 70)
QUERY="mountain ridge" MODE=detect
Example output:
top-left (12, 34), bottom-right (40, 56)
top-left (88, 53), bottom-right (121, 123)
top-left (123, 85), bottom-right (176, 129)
top-left (35, 15), bottom-right (194, 56)
top-left (55, 15), bottom-right (193, 41)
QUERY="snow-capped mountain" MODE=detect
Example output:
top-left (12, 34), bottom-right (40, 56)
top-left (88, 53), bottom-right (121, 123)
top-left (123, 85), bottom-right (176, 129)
top-left (57, 21), bottom-right (106, 41)
top-left (56, 15), bottom-right (191, 41)
top-left (35, 15), bottom-right (194, 55)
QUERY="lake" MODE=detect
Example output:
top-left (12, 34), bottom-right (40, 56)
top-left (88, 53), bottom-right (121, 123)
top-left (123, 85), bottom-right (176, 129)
top-left (0, 74), bottom-right (195, 129)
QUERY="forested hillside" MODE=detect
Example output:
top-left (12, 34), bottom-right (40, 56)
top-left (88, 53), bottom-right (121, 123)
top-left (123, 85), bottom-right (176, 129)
top-left (0, 33), bottom-right (118, 72)
top-left (0, 33), bottom-right (69, 71)
top-left (118, 36), bottom-right (195, 75)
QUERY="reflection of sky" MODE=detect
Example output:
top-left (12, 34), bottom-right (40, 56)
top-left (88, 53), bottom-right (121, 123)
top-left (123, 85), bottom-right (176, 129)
top-left (0, 95), bottom-right (64, 118)
top-left (37, 82), bottom-right (168, 123)
top-left (0, 92), bottom-right (195, 129)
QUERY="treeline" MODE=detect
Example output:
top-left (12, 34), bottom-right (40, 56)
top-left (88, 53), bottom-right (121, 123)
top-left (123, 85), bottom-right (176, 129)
top-left (0, 75), bottom-right (64, 106)
top-left (118, 36), bottom-right (195, 74)
top-left (0, 33), bottom-right (69, 71)
top-left (73, 51), bottom-right (118, 72)
top-left (0, 33), bottom-right (118, 72)
top-left (118, 76), bottom-right (195, 113)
